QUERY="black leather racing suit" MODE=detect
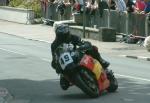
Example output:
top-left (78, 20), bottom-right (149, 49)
top-left (51, 34), bottom-right (109, 73)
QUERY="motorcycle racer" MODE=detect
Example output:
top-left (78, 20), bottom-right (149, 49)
top-left (51, 23), bottom-right (110, 90)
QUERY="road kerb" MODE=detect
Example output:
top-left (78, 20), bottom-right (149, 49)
top-left (120, 55), bottom-right (150, 61)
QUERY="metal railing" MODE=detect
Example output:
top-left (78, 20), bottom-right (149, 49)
top-left (41, 3), bottom-right (150, 37)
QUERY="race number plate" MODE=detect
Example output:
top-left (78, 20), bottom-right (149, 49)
top-left (59, 52), bottom-right (73, 70)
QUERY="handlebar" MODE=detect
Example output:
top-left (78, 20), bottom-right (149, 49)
top-left (78, 41), bottom-right (92, 51)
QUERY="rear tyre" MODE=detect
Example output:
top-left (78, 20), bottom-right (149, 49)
top-left (74, 69), bottom-right (99, 98)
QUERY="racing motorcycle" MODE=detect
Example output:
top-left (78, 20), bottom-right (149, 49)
top-left (54, 42), bottom-right (118, 98)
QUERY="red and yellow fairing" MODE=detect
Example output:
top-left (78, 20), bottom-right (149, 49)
top-left (80, 55), bottom-right (110, 93)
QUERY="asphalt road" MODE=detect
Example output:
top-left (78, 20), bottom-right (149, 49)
top-left (0, 33), bottom-right (150, 103)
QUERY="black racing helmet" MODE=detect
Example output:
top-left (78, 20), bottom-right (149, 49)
top-left (55, 24), bottom-right (70, 41)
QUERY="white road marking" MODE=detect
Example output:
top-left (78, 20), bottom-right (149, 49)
top-left (0, 47), bottom-right (25, 55)
top-left (41, 58), bottom-right (50, 62)
top-left (1, 47), bottom-right (148, 83)
top-left (116, 74), bottom-right (150, 82)
top-left (41, 58), bottom-right (150, 82)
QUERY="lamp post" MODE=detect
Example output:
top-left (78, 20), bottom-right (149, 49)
top-left (26, 0), bottom-right (31, 24)
top-left (83, 0), bottom-right (86, 38)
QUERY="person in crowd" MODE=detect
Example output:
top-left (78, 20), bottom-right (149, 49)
top-left (72, 0), bottom-right (84, 13)
top-left (134, 0), bottom-right (146, 13)
top-left (96, 0), bottom-right (109, 17)
top-left (126, 0), bottom-right (135, 13)
top-left (40, 0), bottom-right (49, 17)
top-left (54, 0), bottom-right (71, 5)
top-left (108, 0), bottom-right (116, 10)
top-left (114, 0), bottom-right (127, 12)
top-left (143, 0), bottom-right (150, 13)
top-left (86, 0), bottom-right (98, 15)
top-left (63, 0), bottom-right (71, 6)
top-left (63, 0), bottom-right (72, 19)
top-left (55, 0), bottom-right (72, 20)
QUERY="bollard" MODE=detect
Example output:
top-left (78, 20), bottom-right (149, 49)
top-left (145, 14), bottom-right (149, 37)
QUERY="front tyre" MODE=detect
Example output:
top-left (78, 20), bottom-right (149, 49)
top-left (74, 69), bottom-right (99, 98)
top-left (107, 71), bottom-right (118, 92)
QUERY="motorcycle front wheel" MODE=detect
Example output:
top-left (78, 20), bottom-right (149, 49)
top-left (107, 71), bottom-right (118, 92)
top-left (74, 68), bottom-right (99, 98)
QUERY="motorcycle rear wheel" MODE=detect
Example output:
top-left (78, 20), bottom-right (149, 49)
top-left (74, 69), bottom-right (99, 98)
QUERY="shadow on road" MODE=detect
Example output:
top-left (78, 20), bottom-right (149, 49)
top-left (0, 77), bottom-right (150, 103)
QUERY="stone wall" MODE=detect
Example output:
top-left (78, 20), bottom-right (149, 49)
top-left (70, 26), bottom-right (116, 42)
top-left (0, 6), bottom-right (34, 24)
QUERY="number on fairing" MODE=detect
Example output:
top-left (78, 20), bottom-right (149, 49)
top-left (59, 53), bottom-right (73, 70)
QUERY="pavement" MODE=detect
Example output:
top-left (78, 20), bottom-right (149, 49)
top-left (0, 20), bottom-right (150, 103)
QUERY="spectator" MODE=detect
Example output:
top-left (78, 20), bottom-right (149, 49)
top-left (97, 0), bottom-right (109, 17)
top-left (70, 0), bottom-right (76, 5)
top-left (50, 0), bottom-right (55, 2)
top-left (63, 0), bottom-right (72, 19)
top-left (85, 0), bottom-right (98, 26)
top-left (134, 0), bottom-right (146, 13)
top-left (108, 0), bottom-right (116, 10)
top-left (114, 0), bottom-right (127, 12)
top-left (63, 0), bottom-right (71, 6)
top-left (48, 0), bottom-right (55, 19)
top-left (55, 0), bottom-right (68, 20)
top-left (69, 0), bottom-right (76, 12)
top-left (86, 0), bottom-right (98, 15)
top-left (40, 0), bottom-right (49, 17)
top-left (144, 0), bottom-right (150, 13)
top-left (72, 0), bottom-right (84, 13)
top-left (126, 0), bottom-right (135, 13)
top-left (77, 0), bottom-right (84, 5)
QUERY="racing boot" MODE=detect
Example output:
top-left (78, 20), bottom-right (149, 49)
top-left (101, 60), bottom-right (110, 69)
top-left (98, 55), bottom-right (110, 70)
top-left (91, 48), bottom-right (110, 69)
top-left (60, 75), bottom-right (70, 90)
